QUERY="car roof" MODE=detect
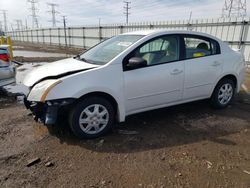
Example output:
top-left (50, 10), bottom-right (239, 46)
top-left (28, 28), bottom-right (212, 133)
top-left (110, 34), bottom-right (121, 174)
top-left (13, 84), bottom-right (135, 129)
top-left (121, 29), bottom-right (220, 41)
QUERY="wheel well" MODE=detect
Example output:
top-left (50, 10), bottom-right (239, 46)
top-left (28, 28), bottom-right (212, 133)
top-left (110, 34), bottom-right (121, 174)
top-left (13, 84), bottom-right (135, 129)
top-left (77, 91), bottom-right (118, 115)
top-left (210, 74), bottom-right (238, 98)
top-left (219, 74), bottom-right (237, 88)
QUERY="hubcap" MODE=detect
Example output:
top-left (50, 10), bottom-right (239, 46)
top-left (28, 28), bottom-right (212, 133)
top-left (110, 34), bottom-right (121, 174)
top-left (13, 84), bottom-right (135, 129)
top-left (79, 104), bottom-right (109, 134)
top-left (218, 83), bottom-right (233, 105)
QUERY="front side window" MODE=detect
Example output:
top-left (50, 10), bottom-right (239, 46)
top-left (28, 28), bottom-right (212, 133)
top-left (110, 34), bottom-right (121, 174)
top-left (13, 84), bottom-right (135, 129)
top-left (128, 35), bottom-right (179, 66)
top-left (184, 36), bottom-right (220, 59)
top-left (79, 35), bottom-right (144, 65)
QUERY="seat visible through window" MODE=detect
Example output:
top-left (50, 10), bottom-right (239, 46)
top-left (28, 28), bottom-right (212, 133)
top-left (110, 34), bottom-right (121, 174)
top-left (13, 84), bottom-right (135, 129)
top-left (134, 36), bottom-right (179, 66)
top-left (184, 37), bottom-right (212, 59)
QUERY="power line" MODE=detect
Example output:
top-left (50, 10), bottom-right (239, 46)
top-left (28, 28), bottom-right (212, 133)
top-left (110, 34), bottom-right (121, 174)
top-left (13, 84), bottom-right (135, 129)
top-left (47, 3), bottom-right (60, 27)
top-left (0, 10), bottom-right (8, 32)
top-left (123, 1), bottom-right (131, 24)
top-left (28, 0), bottom-right (39, 28)
top-left (222, 0), bottom-right (247, 18)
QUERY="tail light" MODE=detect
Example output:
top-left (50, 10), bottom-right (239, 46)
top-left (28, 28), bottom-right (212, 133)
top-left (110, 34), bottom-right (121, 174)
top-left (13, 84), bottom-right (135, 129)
top-left (0, 53), bottom-right (10, 62)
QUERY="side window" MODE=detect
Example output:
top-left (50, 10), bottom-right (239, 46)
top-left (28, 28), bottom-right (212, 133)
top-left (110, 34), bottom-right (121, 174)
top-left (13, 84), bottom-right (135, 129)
top-left (184, 37), bottom-right (211, 59)
top-left (133, 36), bottom-right (179, 66)
top-left (184, 36), bottom-right (221, 59)
top-left (140, 38), bottom-right (167, 53)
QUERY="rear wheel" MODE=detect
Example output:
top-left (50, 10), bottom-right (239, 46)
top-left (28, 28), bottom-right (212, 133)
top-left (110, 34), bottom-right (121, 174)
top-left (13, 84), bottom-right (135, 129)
top-left (210, 78), bottom-right (235, 109)
top-left (69, 97), bottom-right (115, 139)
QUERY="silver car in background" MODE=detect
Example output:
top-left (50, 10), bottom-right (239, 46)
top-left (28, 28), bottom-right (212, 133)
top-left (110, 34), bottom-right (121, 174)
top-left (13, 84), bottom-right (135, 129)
top-left (0, 45), bottom-right (16, 87)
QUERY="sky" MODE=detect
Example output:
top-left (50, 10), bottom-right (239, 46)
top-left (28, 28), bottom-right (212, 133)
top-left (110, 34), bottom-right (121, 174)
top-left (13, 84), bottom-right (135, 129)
top-left (0, 0), bottom-right (249, 30)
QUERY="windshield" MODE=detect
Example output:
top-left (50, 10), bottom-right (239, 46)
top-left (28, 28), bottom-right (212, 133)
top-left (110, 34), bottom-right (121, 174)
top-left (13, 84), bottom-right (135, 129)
top-left (79, 35), bottom-right (144, 65)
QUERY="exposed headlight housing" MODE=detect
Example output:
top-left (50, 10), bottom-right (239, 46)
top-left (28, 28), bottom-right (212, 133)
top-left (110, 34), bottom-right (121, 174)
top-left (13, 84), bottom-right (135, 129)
top-left (28, 79), bottom-right (62, 102)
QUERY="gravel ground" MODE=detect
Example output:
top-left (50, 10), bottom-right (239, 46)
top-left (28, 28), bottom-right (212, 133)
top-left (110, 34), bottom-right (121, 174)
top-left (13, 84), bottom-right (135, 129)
top-left (0, 85), bottom-right (250, 188)
top-left (0, 42), bottom-right (250, 188)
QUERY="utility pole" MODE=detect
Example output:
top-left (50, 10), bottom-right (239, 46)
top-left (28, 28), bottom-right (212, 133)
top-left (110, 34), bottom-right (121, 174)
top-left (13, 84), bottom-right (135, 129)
top-left (62, 16), bottom-right (67, 47)
top-left (222, 0), bottom-right (247, 18)
top-left (15, 20), bottom-right (20, 30)
top-left (187, 11), bottom-right (193, 31)
top-left (25, 19), bottom-right (28, 29)
top-left (188, 11), bottom-right (193, 23)
top-left (0, 10), bottom-right (8, 32)
top-left (98, 18), bottom-right (101, 27)
top-left (10, 24), bottom-right (14, 32)
top-left (15, 20), bottom-right (23, 30)
top-left (19, 20), bottom-right (23, 30)
top-left (123, 1), bottom-right (131, 24)
top-left (28, 0), bottom-right (39, 28)
top-left (0, 21), bottom-right (2, 32)
top-left (47, 3), bottom-right (59, 27)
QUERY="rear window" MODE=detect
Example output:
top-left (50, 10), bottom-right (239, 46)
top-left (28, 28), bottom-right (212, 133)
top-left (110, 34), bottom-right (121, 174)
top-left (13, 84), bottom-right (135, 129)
top-left (184, 35), bottom-right (221, 59)
top-left (0, 49), bottom-right (7, 54)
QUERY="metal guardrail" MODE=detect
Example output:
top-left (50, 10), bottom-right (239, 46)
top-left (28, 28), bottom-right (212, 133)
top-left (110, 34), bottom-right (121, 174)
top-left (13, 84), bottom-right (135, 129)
top-left (5, 17), bottom-right (250, 64)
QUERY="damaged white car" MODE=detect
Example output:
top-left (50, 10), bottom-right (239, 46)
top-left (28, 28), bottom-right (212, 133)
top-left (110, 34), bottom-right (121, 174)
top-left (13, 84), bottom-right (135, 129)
top-left (23, 30), bottom-right (246, 138)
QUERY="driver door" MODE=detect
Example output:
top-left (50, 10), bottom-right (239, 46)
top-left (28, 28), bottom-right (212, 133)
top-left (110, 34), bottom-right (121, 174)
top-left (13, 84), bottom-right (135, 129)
top-left (123, 35), bottom-right (184, 114)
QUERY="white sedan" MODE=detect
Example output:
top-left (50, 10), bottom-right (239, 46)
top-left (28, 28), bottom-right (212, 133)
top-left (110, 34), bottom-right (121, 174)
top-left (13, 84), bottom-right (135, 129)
top-left (23, 30), bottom-right (246, 138)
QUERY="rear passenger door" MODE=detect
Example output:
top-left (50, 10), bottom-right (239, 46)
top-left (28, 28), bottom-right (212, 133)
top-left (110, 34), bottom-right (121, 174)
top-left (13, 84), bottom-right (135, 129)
top-left (182, 35), bottom-right (223, 100)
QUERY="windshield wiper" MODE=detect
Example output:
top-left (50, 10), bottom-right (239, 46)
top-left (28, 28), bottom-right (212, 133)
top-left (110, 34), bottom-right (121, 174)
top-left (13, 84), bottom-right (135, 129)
top-left (74, 55), bottom-right (95, 64)
top-left (74, 54), bottom-right (80, 59)
top-left (80, 58), bottom-right (91, 63)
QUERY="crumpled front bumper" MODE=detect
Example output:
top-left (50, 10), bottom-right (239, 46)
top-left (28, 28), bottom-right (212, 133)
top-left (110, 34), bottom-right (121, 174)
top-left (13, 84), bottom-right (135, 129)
top-left (24, 97), bottom-right (75, 125)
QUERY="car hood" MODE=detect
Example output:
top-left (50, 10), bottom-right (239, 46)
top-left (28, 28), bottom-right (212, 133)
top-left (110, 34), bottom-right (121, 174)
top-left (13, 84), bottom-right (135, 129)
top-left (23, 58), bottom-right (99, 87)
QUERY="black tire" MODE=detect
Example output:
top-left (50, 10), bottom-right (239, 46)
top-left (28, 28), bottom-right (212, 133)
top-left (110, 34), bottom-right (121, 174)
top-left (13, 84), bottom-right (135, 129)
top-left (69, 97), bottom-right (115, 139)
top-left (210, 78), bottom-right (235, 109)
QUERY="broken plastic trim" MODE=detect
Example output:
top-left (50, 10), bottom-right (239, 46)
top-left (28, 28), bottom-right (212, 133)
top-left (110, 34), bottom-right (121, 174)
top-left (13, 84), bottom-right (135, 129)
top-left (24, 98), bottom-right (75, 125)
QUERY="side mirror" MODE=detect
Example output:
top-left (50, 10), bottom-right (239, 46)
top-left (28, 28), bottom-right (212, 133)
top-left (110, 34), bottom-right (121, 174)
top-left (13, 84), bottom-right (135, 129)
top-left (127, 57), bottom-right (147, 69)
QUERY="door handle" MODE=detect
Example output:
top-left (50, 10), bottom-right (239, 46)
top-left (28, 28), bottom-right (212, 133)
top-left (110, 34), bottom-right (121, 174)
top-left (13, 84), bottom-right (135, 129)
top-left (171, 69), bottom-right (183, 75)
top-left (212, 61), bottom-right (221, 67)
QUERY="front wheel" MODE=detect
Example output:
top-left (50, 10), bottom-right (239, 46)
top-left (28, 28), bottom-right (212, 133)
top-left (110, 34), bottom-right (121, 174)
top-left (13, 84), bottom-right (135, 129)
top-left (69, 97), bottom-right (115, 139)
top-left (210, 78), bottom-right (235, 109)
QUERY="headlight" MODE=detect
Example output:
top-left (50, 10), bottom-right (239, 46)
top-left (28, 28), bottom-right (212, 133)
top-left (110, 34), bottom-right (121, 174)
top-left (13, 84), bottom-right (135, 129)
top-left (32, 79), bottom-right (62, 102)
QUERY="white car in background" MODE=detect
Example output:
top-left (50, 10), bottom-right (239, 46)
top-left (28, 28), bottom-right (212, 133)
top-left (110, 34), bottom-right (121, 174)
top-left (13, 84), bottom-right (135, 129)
top-left (23, 30), bottom-right (246, 138)
top-left (0, 45), bottom-right (16, 87)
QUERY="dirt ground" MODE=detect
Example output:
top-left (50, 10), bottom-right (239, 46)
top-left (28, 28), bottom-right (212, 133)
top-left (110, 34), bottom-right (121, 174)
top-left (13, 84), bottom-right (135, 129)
top-left (0, 43), bottom-right (250, 187)
top-left (13, 41), bottom-right (82, 55)
top-left (12, 41), bottom-right (82, 63)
